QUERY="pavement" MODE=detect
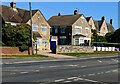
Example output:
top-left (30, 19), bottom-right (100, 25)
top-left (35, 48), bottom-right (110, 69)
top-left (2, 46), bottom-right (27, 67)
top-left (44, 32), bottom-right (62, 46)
top-left (37, 50), bottom-right (76, 59)
top-left (1, 55), bottom-right (120, 84)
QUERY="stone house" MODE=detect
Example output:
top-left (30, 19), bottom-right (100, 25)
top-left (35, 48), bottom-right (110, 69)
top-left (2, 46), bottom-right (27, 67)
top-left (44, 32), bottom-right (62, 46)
top-left (86, 16), bottom-right (114, 36)
top-left (0, 2), bottom-right (50, 51)
top-left (48, 10), bottom-right (91, 46)
top-left (86, 16), bottom-right (96, 30)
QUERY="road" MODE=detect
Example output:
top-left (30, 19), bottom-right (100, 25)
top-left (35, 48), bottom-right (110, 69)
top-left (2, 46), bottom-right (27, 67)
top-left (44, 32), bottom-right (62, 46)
top-left (1, 55), bottom-right (120, 84)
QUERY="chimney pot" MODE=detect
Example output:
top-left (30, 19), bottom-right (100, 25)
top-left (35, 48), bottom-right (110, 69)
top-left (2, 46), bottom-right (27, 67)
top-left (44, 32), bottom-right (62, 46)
top-left (101, 16), bottom-right (105, 21)
top-left (110, 19), bottom-right (112, 25)
top-left (74, 9), bottom-right (78, 15)
top-left (58, 13), bottom-right (61, 16)
top-left (10, 2), bottom-right (16, 8)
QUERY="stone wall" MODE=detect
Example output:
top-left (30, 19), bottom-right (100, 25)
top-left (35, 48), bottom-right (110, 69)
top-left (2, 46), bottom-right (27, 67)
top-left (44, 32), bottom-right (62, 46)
top-left (57, 45), bottom-right (94, 53)
top-left (0, 47), bottom-right (31, 55)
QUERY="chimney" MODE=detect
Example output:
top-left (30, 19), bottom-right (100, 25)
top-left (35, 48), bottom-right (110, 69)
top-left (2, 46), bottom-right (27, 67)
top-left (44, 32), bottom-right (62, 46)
top-left (110, 19), bottom-right (112, 25)
top-left (10, 2), bottom-right (16, 8)
top-left (101, 16), bottom-right (105, 21)
top-left (58, 13), bottom-right (61, 16)
top-left (74, 9), bottom-right (78, 15)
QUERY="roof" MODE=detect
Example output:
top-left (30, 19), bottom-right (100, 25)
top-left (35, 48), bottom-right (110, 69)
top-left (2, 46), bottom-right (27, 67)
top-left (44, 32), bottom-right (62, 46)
top-left (94, 20), bottom-right (103, 31)
top-left (73, 34), bottom-right (86, 37)
top-left (33, 31), bottom-right (42, 38)
top-left (86, 17), bottom-right (91, 22)
top-left (94, 20), bottom-right (114, 32)
top-left (0, 5), bottom-right (38, 23)
top-left (106, 23), bottom-right (115, 32)
top-left (48, 14), bottom-right (83, 26)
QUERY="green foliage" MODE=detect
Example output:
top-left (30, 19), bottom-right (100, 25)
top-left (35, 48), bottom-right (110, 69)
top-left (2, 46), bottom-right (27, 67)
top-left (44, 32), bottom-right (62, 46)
top-left (112, 28), bottom-right (120, 43)
top-left (2, 23), bottom-right (16, 46)
top-left (105, 32), bottom-right (114, 42)
top-left (91, 29), bottom-right (106, 42)
top-left (2, 23), bottom-right (32, 52)
top-left (105, 28), bottom-right (120, 43)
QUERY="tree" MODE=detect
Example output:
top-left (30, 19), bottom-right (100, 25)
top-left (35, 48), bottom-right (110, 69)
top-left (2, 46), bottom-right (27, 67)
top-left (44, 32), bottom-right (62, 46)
top-left (2, 23), bottom-right (16, 46)
top-left (112, 28), bottom-right (120, 43)
top-left (2, 23), bottom-right (32, 54)
top-left (91, 29), bottom-right (106, 42)
top-left (15, 24), bottom-right (32, 53)
top-left (105, 32), bottom-right (114, 42)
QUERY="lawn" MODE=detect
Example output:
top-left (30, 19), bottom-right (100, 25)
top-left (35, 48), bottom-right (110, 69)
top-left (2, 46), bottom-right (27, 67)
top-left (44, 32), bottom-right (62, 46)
top-left (1, 54), bottom-right (48, 58)
top-left (60, 51), bottom-right (119, 57)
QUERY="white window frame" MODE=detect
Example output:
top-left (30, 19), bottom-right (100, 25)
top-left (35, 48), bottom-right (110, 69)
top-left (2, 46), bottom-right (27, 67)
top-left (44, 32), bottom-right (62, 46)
top-left (85, 27), bottom-right (89, 35)
top-left (32, 24), bottom-right (38, 31)
top-left (41, 26), bottom-right (47, 32)
top-left (75, 26), bottom-right (82, 34)
top-left (75, 38), bottom-right (79, 45)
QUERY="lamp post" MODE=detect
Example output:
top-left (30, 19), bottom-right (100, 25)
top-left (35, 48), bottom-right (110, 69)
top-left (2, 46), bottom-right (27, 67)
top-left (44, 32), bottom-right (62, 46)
top-left (29, 2), bottom-right (34, 55)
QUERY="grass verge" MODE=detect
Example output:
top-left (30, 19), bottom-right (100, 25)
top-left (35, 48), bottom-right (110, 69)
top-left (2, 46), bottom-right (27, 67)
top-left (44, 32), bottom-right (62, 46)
top-left (1, 54), bottom-right (48, 58)
top-left (60, 51), bottom-right (119, 57)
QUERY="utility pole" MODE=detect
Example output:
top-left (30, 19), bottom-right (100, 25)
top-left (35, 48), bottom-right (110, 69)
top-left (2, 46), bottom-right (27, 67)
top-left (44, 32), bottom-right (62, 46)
top-left (29, 2), bottom-right (34, 55)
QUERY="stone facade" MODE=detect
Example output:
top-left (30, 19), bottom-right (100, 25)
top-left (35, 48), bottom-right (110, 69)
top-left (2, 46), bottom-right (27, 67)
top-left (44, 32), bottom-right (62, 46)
top-left (72, 15), bottom-right (91, 45)
top-left (27, 10), bottom-right (50, 50)
top-left (57, 45), bottom-right (94, 53)
top-left (98, 20), bottom-right (108, 36)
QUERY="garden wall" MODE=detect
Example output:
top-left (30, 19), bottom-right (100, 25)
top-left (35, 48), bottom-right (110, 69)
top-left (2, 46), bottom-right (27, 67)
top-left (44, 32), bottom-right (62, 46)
top-left (57, 45), bottom-right (94, 53)
top-left (0, 47), bottom-right (31, 55)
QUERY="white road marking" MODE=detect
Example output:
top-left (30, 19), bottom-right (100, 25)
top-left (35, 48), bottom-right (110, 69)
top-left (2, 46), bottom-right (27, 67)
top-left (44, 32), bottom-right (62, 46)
top-left (82, 75), bottom-right (86, 77)
top-left (10, 73), bottom-right (16, 75)
top-left (111, 59), bottom-right (118, 62)
top-left (39, 67), bottom-right (45, 68)
top-left (97, 73), bottom-right (101, 75)
top-left (97, 60), bottom-right (102, 63)
top-left (83, 78), bottom-right (98, 82)
top-left (64, 81), bottom-right (71, 83)
top-left (64, 65), bottom-right (78, 67)
top-left (35, 70), bottom-right (40, 72)
top-left (73, 78), bottom-right (83, 81)
top-left (112, 70), bottom-right (118, 72)
top-left (55, 79), bottom-right (65, 82)
top-left (88, 73), bottom-right (95, 76)
top-left (49, 66), bottom-right (57, 68)
top-left (67, 77), bottom-right (78, 80)
top-left (105, 71), bottom-right (111, 73)
top-left (81, 66), bottom-right (87, 68)
top-left (100, 72), bottom-right (104, 74)
top-left (20, 72), bottom-right (28, 74)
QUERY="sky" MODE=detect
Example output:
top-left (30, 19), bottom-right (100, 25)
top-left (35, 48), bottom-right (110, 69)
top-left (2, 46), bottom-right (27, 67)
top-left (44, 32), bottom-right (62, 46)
top-left (1, 2), bottom-right (119, 29)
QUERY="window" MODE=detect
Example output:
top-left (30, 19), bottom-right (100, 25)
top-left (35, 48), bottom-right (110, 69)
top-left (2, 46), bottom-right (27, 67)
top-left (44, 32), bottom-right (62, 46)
top-left (42, 26), bottom-right (47, 32)
top-left (75, 28), bottom-right (81, 34)
top-left (34, 39), bottom-right (39, 45)
top-left (60, 28), bottom-right (65, 33)
top-left (50, 28), bottom-right (52, 35)
top-left (42, 40), bottom-right (47, 45)
top-left (75, 38), bottom-right (79, 45)
top-left (55, 28), bottom-right (58, 34)
top-left (85, 28), bottom-right (89, 35)
top-left (59, 36), bottom-right (66, 45)
top-left (32, 24), bottom-right (38, 31)
top-left (75, 26), bottom-right (82, 34)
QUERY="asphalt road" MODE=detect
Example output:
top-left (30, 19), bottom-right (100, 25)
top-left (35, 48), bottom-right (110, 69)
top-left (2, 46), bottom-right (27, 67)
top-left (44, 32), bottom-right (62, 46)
top-left (1, 55), bottom-right (120, 84)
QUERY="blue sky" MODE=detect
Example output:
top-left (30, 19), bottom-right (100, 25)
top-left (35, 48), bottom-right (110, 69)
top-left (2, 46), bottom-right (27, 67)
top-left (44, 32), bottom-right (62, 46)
top-left (2, 2), bottom-right (118, 29)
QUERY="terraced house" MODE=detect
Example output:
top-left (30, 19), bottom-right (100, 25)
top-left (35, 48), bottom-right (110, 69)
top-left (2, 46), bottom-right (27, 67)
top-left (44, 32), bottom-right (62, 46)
top-left (0, 2), bottom-right (50, 51)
